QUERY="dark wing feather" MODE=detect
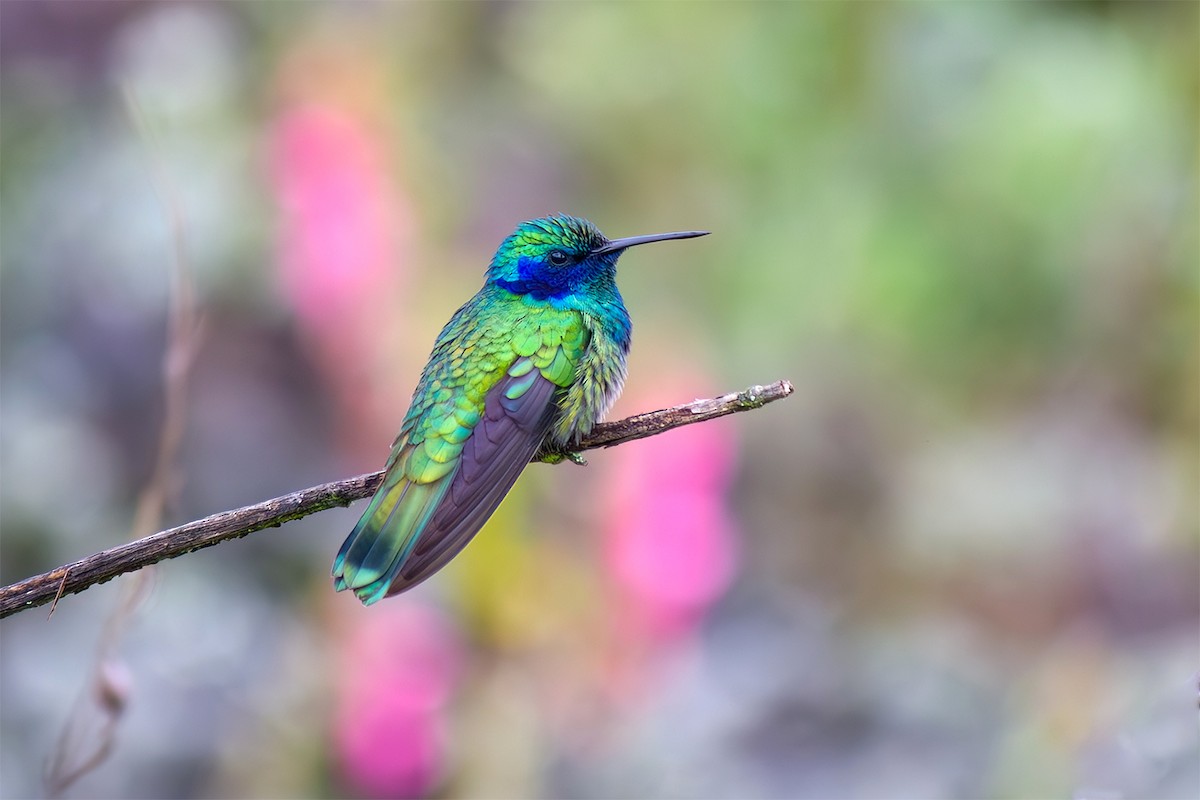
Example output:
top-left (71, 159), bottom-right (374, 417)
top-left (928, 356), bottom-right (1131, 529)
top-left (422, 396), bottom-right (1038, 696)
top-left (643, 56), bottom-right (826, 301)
top-left (383, 368), bottom-right (559, 595)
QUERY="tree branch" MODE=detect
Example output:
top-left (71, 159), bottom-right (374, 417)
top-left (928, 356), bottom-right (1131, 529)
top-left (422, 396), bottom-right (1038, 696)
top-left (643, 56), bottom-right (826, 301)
top-left (1, 379), bottom-right (793, 619)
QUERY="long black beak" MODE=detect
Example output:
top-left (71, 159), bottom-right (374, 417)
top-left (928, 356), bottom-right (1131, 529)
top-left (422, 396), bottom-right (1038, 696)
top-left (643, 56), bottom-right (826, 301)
top-left (592, 229), bottom-right (710, 255)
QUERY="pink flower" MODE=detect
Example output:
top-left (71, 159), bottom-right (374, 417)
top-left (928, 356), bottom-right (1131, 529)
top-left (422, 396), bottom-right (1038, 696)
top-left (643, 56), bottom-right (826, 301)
top-left (266, 44), bottom-right (416, 460)
top-left (270, 102), bottom-right (405, 336)
top-left (601, 372), bottom-right (740, 641)
top-left (332, 603), bottom-right (463, 799)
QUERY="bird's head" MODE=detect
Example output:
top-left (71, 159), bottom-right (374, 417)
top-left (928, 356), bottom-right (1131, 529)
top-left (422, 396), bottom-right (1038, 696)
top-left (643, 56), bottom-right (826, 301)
top-left (487, 214), bottom-right (708, 300)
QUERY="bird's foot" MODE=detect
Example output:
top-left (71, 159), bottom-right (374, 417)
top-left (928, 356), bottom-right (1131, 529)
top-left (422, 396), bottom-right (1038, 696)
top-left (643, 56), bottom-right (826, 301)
top-left (537, 449), bottom-right (588, 466)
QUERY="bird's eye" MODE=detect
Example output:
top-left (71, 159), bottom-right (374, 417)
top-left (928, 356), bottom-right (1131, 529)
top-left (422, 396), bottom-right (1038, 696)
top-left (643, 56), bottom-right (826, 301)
top-left (547, 250), bottom-right (570, 267)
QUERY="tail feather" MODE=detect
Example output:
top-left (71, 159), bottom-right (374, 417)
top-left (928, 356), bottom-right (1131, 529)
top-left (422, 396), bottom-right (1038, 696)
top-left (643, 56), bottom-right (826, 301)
top-left (333, 476), bottom-right (412, 579)
top-left (332, 467), bottom-right (454, 605)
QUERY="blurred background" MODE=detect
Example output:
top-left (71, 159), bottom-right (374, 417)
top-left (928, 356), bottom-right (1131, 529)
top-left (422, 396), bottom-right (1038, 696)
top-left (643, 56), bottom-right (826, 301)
top-left (1, 2), bottom-right (1196, 798)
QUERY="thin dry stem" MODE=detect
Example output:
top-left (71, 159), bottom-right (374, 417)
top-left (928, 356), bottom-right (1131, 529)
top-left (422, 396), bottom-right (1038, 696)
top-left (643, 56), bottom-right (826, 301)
top-left (44, 90), bottom-right (201, 799)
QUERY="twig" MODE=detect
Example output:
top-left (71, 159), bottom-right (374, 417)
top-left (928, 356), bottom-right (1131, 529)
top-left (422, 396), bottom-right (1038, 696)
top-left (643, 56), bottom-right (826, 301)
top-left (43, 88), bottom-right (201, 797)
top-left (0, 380), bottom-right (793, 620)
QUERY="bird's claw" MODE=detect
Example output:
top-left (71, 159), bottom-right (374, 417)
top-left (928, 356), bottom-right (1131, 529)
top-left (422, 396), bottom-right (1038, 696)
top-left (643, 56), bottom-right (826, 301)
top-left (538, 449), bottom-right (588, 466)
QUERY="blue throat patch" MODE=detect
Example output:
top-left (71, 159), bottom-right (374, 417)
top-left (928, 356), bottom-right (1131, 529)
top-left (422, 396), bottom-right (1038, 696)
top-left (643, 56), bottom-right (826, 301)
top-left (495, 255), bottom-right (575, 301)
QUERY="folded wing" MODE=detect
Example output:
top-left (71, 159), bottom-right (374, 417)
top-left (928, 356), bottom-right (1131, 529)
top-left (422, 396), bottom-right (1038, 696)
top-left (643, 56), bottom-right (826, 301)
top-left (332, 357), bottom-right (559, 604)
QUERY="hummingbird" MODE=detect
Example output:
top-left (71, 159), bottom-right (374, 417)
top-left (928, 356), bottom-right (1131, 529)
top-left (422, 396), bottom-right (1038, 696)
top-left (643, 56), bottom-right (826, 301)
top-left (332, 215), bottom-right (709, 604)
